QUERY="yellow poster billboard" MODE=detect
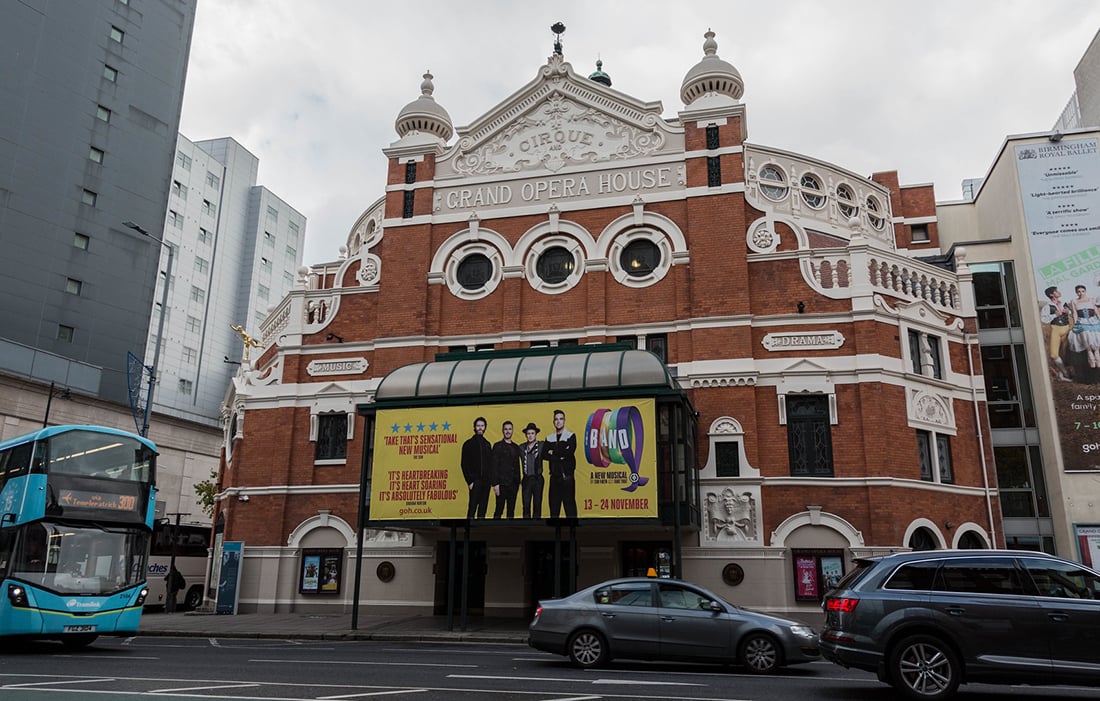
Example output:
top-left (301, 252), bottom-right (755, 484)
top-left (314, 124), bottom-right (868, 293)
top-left (370, 398), bottom-right (657, 520)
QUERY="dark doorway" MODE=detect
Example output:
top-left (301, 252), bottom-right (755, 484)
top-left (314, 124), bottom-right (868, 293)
top-left (433, 540), bottom-right (486, 616)
top-left (527, 541), bottom-right (574, 615)
top-left (622, 541), bottom-right (673, 578)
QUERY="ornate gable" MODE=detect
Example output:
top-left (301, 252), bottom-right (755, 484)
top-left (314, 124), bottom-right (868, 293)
top-left (435, 54), bottom-right (683, 179)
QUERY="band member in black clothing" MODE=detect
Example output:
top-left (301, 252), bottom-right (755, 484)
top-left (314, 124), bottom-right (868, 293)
top-left (544, 409), bottom-right (578, 518)
top-left (520, 422), bottom-right (544, 518)
top-left (461, 417), bottom-right (492, 519)
top-left (491, 420), bottom-right (522, 519)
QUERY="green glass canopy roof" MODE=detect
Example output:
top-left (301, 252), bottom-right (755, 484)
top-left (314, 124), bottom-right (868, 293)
top-left (374, 349), bottom-right (677, 404)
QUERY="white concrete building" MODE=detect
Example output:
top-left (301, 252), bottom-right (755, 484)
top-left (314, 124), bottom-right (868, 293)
top-left (149, 136), bottom-right (307, 427)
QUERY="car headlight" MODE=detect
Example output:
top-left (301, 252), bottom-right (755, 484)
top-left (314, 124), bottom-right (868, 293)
top-left (788, 625), bottom-right (816, 638)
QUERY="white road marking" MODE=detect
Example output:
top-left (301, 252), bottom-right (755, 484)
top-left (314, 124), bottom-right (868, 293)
top-left (593, 679), bottom-right (704, 687)
top-left (448, 674), bottom-right (700, 687)
top-left (251, 658), bottom-right (476, 668)
top-left (317, 690), bottom-right (427, 699)
top-left (3, 678), bottom-right (114, 688)
top-left (541, 696), bottom-right (603, 701)
top-left (149, 682), bottom-right (260, 693)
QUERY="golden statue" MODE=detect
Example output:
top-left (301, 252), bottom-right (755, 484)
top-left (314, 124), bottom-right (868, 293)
top-left (231, 324), bottom-right (262, 362)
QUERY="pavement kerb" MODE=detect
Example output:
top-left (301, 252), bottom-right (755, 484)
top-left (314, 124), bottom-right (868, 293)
top-left (135, 628), bottom-right (529, 644)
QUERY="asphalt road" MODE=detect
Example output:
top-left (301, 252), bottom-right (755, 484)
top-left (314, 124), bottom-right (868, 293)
top-left (0, 636), bottom-right (1097, 700)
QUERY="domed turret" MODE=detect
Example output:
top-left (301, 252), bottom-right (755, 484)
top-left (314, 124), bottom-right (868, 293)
top-left (588, 59), bottom-right (612, 87)
top-left (680, 30), bottom-right (743, 107)
top-left (394, 71), bottom-right (453, 142)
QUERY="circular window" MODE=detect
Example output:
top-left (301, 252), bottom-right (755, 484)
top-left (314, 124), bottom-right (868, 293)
top-left (456, 253), bottom-right (493, 291)
top-left (536, 246), bottom-right (575, 284)
top-left (758, 165), bottom-right (788, 201)
top-left (620, 239), bottom-right (661, 277)
top-left (866, 195), bottom-right (886, 230)
top-left (376, 561), bottom-right (395, 582)
top-left (800, 173), bottom-right (825, 209)
top-left (835, 183), bottom-right (858, 219)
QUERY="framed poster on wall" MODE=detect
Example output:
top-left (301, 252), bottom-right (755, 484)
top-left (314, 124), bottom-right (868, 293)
top-left (300, 549), bottom-right (342, 595)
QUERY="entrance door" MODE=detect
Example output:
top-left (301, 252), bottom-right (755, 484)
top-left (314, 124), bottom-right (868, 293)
top-left (433, 541), bottom-right (486, 616)
top-left (527, 541), bottom-right (574, 614)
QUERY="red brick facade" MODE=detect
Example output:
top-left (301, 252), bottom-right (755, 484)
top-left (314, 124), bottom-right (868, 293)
top-left (216, 34), bottom-right (1000, 616)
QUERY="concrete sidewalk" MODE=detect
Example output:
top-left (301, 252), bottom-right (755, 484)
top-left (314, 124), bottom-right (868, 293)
top-left (137, 610), bottom-right (531, 644)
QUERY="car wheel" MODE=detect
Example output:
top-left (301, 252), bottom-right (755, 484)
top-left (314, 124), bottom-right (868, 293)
top-left (183, 585), bottom-right (203, 611)
top-left (567, 629), bottom-right (608, 669)
top-left (889, 634), bottom-right (960, 701)
top-left (60, 634), bottom-right (98, 650)
top-left (739, 633), bottom-right (782, 674)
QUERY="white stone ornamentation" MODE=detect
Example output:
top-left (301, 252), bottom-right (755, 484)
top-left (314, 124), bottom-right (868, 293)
top-left (453, 94), bottom-right (666, 176)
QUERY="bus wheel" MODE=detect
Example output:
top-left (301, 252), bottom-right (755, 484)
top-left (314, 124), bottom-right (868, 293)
top-left (184, 585), bottom-right (203, 611)
top-left (61, 634), bottom-right (98, 650)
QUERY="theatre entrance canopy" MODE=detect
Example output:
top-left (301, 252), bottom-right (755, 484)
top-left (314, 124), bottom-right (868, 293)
top-left (357, 346), bottom-right (699, 529)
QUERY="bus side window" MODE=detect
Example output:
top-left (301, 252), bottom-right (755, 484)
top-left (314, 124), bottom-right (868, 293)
top-left (0, 443), bottom-right (32, 491)
top-left (0, 530), bottom-right (12, 577)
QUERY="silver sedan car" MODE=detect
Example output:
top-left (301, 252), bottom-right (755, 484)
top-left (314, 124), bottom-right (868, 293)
top-left (529, 577), bottom-right (820, 672)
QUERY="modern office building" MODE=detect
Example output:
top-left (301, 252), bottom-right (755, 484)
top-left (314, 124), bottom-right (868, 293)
top-left (0, 0), bottom-right (196, 407)
top-left (1054, 28), bottom-right (1100, 131)
top-left (213, 31), bottom-right (1001, 617)
top-left (937, 127), bottom-right (1100, 565)
top-left (151, 136), bottom-right (306, 426)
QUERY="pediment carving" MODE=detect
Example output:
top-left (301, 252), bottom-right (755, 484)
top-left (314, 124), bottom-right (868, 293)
top-left (453, 93), bottom-right (667, 176)
top-left (438, 56), bottom-right (682, 180)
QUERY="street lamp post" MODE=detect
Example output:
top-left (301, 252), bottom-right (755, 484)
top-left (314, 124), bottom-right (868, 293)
top-left (123, 220), bottom-right (174, 437)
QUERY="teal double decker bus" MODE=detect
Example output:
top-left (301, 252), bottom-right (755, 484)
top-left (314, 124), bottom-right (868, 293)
top-left (0, 425), bottom-right (156, 647)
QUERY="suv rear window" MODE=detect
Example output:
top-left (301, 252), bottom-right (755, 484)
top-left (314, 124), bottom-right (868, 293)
top-left (830, 559), bottom-right (875, 591)
top-left (885, 561), bottom-right (939, 590)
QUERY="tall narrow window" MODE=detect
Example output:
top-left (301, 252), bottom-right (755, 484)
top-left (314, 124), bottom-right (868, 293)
top-left (404, 161), bottom-right (417, 184)
top-left (917, 429), bottom-right (953, 484)
top-left (786, 395), bottom-right (833, 477)
top-left (707, 156), bottom-right (721, 187)
top-left (315, 414), bottom-right (348, 461)
top-left (908, 329), bottom-right (944, 379)
top-left (705, 125), bottom-right (719, 150)
top-left (403, 190), bottom-right (415, 218)
top-left (646, 333), bottom-right (668, 363)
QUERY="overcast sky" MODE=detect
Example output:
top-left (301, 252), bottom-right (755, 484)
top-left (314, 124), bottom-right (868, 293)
top-left (178, 1), bottom-right (1100, 265)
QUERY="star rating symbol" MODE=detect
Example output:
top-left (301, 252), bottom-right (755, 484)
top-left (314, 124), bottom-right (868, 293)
top-left (404, 423), bottom-right (413, 432)
top-left (417, 422), bottom-right (426, 432)
top-left (391, 424), bottom-right (400, 433)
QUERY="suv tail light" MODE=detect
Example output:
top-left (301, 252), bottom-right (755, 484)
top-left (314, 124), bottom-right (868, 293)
top-left (825, 597), bottom-right (859, 613)
top-left (532, 605), bottom-right (543, 621)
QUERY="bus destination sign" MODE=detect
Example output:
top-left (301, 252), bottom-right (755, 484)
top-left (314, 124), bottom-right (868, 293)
top-left (58, 489), bottom-right (137, 511)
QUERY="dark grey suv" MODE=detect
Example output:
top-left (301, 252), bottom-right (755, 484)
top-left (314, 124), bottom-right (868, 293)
top-left (819, 549), bottom-right (1100, 700)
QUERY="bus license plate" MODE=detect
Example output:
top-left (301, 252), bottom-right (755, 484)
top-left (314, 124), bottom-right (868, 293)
top-left (64, 625), bottom-right (96, 633)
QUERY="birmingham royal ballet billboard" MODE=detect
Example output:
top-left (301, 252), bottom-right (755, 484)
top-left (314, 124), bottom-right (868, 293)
top-left (369, 398), bottom-right (657, 520)
top-left (1016, 137), bottom-right (1100, 471)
